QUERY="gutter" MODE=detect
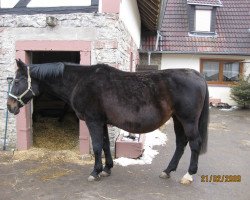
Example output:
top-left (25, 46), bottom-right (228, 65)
top-left (187, 3), bottom-right (222, 7)
top-left (139, 50), bottom-right (250, 56)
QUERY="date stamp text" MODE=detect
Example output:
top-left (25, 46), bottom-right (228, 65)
top-left (201, 175), bottom-right (241, 183)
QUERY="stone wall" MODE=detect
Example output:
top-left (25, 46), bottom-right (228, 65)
top-left (0, 12), bottom-right (139, 151)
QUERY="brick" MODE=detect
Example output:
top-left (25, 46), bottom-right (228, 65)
top-left (115, 134), bottom-right (146, 159)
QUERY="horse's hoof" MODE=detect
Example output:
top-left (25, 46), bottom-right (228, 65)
top-left (159, 172), bottom-right (170, 179)
top-left (87, 175), bottom-right (100, 182)
top-left (180, 178), bottom-right (192, 185)
top-left (180, 172), bottom-right (193, 185)
top-left (100, 171), bottom-right (110, 177)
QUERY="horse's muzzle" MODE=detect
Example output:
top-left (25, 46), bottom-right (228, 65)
top-left (7, 98), bottom-right (20, 115)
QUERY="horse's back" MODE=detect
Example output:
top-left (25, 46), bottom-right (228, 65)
top-left (98, 67), bottom-right (205, 132)
top-left (72, 65), bottom-right (207, 133)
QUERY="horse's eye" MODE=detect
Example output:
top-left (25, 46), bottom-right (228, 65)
top-left (14, 79), bottom-right (20, 84)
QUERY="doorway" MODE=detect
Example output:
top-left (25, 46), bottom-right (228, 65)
top-left (15, 40), bottom-right (91, 154)
top-left (31, 51), bottom-right (80, 150)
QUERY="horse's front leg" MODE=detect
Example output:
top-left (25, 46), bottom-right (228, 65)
top-left (86, 121), bottom-right (104, 181)
top-left (100, 124), bottom-right (113, 177)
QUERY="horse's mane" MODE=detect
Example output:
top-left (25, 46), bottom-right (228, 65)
top-left (29, 62), bottom-right (117, 80)
top-left (30, 62), bottom-right (65, 79)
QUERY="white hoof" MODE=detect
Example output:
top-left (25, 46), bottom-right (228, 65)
top-left (100, 171), bottom-right (110, 177)
top-left (180, 172), bottom-right (193, 185)
top-left (180, 178), bottom-right (192, 185)
top-left (159, 172), bottom-right (170, 179)
top-left (87, 175), bottom-right (100, 182)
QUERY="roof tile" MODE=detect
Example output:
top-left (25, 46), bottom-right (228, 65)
top-left (141, 0), bottom-right (250, 55)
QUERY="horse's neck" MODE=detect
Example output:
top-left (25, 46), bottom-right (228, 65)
top-left (41, 72), bottom-right (78, 104)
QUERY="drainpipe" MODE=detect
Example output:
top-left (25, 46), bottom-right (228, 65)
top-left (155, 0), bottom-right (168, 52)
top-left (155, 30), bottom-right (160, 51)
top-left (159, 34), bottom-right (163, 51)
top-left (3, 77), bottom-right (13, 150)
top-left (148, 52), bottom-right (151, 65)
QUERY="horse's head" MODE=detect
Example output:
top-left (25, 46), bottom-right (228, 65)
top-left (7, 59), bottom-right (39, 115)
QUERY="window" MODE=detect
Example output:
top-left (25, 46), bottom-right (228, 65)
top-left (203, 61), bottom-right (219, 81)
top-left (223, 62), bottom-right (240, 82)
top-left (187, 5), bottom-right (216, 35)
top-left (195, 9), bottom-right (212, 32)
top-left (200, 59), bottom-right (243, 84)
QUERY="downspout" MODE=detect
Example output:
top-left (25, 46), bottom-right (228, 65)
top-left (155, 31), bottom-right (161, 51)
top-left (155, 0), bottom-right (168, 52)
top-left (148, 52), bottom-right (151, 65)
top-left (143, 0), bottom-right (168, 65)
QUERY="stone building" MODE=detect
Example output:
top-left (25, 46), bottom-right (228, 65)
top-left (0, 0), bottom-right (142, 153)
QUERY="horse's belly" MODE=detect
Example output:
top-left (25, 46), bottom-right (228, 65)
top-left (106, 103), bottom-right (172, 133)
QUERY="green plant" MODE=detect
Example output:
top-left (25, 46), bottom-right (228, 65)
top-left (230, 74), bottom-right (250, 108)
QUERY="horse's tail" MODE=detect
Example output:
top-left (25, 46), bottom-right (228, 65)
top-left (199, 83), bottom-right (209, 154)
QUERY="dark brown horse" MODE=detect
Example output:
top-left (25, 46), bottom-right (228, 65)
top-left (7, 59), bottom-right (209, 184)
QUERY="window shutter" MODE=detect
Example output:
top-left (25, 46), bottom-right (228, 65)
top-left (210, 7), bottom-right (217, 33)
top-left (187, 5), bottom-right (195, 32)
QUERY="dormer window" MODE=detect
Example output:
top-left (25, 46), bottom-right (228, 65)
top-left (187, 0), bottom-right (222, 36)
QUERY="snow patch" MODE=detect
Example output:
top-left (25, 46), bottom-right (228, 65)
top-left (114, 129), bottom-right (167, 166)
top-left (220, 106), bottom-right (238, 111)
top-left (119, 130), bottom-right (140, 142)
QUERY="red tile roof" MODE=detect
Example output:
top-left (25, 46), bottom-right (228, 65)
top-left (141, 0), bottom-right (250, 55)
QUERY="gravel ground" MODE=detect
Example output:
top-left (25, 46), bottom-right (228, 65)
top-left (0, 108), bottom-right (249, 200)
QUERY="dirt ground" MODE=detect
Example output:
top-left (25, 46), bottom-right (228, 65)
top-left (0, 108), bottom-right (250, 200)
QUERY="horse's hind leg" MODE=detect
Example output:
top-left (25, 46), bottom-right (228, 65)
top-left (85, 121), bottom-right (104, 181)
top-left (180, 121), bottom-right (202, 185)
top-left (100, 124), bottom-right (113, 177)
top-left (160, 116), bottom-right (188, 179)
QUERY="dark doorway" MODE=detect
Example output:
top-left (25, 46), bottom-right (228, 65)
top-left (31, 51), bottom-right (80, 150)
top-left (32, 51), bottom-right (80, 64)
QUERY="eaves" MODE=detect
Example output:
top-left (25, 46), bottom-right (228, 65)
top-left (138, 50), bottom-right (250, 56)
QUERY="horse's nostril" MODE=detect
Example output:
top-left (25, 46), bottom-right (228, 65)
top-left (7, 101), bottom-right (15, 113)
top-left (7, 104), bottom-right (11, 111)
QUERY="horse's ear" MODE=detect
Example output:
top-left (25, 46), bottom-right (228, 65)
top-left (16, 59), bottom-right (27, 70)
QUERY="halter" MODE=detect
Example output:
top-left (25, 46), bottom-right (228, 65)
top-left (9, 66), bottom-right (36, 106)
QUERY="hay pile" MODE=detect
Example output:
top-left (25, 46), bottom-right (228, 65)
top-left (0, 148), bottom-right (94, 166)
top-left (0, 114), bottom-right (94, 181)
top-left (0, 149), bottom-right (94, 182)
top-left (11, 148), bottom-right (94, 165)
top-left (0, 114), bottom-right (95, 166)
top-left (33, 114), bottom-right (79, 150)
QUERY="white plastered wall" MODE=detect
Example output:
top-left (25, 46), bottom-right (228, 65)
top-left (119, 0), bottom-right (141, 48)
top-left (161, 54), bottom-right (250, 105)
